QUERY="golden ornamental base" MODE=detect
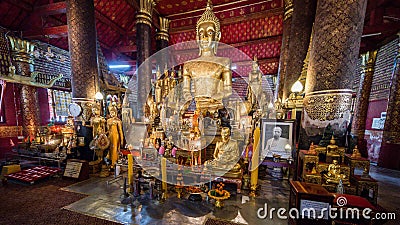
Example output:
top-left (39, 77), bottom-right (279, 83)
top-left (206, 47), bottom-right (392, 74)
top-left (208, 190), bottom-right (230, 208)
top-left (249, 184), bottom-right (258, 198)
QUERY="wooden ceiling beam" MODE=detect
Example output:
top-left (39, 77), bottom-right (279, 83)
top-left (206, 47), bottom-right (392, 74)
top-left (115, 60), bottom-right (137, 65)
top-left (23, 25), bottom-right (68, 39)
top-left (34, 1), bottom-right (66, 16)
top-left (125, 0), bottom-right (140, 11)
top-left (4, 0), bottom-right (32, 12)
top-left (363, 22), bottom-right (400, 35)
top-left (95, 10), bottom-right (126, 36)
top-left (115, 45), bottom-right (137, 53)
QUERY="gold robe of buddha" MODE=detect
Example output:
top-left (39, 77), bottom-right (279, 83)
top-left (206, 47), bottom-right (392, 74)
top-left (182, 1), bottom-right (232, 112)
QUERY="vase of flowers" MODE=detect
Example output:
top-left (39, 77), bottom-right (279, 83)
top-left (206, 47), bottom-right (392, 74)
top-left (208, 182), bottom-right (230, 208)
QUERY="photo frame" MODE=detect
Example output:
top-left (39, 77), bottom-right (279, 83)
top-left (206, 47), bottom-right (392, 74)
top-left (260, 119), bottom-right (296, 159)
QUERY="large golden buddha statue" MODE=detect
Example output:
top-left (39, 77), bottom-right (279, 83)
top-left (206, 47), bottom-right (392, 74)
top-left (182, 1), bottom-right (232, 111)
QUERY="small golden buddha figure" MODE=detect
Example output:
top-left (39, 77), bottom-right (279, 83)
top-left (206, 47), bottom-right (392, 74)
top-left (324, 159), bottom-right (349, 185)
top-left (182, 1), bottom-right (232, 112)
top-left (351, 145), bottom-right (362, 158)
top-left (204, 127), bottom-right (241, 176)
top-left (308, 142), bottom-right (317, 155)
top-left (326, 136), bottom-right (340, 159)
top-left (144, 95), bottom-right (158, 121)
top-left (164, 136), bottom-right (174, 157)
top-left (163, 67), bottom-right (170, 98)
top-left (155, 70), bottom-right (163, 104)
top-left (61, 116), bottom-right (76, 153)
top-left (90, 105), bottom-right (106, 138)
top-left (191, 109), bottom-right (201, 138)
top-left (121, 94), bottom-right (135, 126)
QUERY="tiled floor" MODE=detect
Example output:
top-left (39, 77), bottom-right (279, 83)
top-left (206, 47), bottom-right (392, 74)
top-left (60, 165), bottom-right (400, 224)
top-left (62, 168), bottom-right (290, 225)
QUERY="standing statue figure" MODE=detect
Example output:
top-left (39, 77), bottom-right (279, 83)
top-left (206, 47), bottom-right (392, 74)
top-left (182, 0), bottom-right (232, 112)
top-left (247, 56), bottom-right (264, 107)
top-left (155, 68), bottom-right (163, 104)
top-left (107, 106), bottom-right (124, 168)
top-left (121, 93), bottom-right (135, 127)
top-left (248, 56), bottom-right (268, 116)
top-left (90, 105), bottom-right (106, 138)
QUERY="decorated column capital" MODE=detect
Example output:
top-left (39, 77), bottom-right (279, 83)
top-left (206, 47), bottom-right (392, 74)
top-left (351, 50), bottom-right (377, 157)
top-left (136, 0), bottom-right (155, 26)
top-left (7, 36), bottom-right (35, 64)
top-left (284, 0), bottom-right (293, 21)
top-left (156, 17), bottom-right (170, 41)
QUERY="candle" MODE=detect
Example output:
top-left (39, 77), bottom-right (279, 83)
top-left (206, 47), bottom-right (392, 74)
top-left (159, 145), bottom-right (165, 155)
top-left (128, 154), bottom-right (133, 192)
top-left (171, 147), bottom-right (177, 157)
top-left (161, 157), bottom-right (167, 192)
top-left (250, 126), bottom-right (260, 189)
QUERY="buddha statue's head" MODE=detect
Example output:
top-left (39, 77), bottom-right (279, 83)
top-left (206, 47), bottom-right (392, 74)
top-left (252, 56), bottom-right (259, 71)
top-left (330, 136), bottom-right (336, 145)
top-left (221, 127), bottom-right (231, 142)
top-left (109, 106), bottom-right (118, 118)
top-left (196, 0), bottom-right (221, 56)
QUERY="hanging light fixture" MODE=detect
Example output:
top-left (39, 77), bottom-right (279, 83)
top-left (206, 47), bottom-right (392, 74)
top-left (291, 80), bottom-right (303, 94)
top-left (95, 92), bottom-right (104, 100)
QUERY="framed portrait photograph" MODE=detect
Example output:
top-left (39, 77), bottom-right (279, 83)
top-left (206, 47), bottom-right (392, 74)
top-left (260, 119), bottom-right (295, 159)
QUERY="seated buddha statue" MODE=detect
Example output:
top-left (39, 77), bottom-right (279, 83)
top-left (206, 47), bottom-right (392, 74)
top-left (181, 1), bottom-right (232, 112)
top-left (326, 136), bottom-right (342, 162)
top-left (351, 145), bottom-right (362, 158)
top-left (324, 159), bottom-right (349, 185)
top-left (204, 127), bottom-right (241, 177)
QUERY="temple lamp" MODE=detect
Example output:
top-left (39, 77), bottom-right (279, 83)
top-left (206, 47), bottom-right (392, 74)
top-left (291, 80), bottom-right (303, 94)
top-left (95, 92), bottom-right (104, 115)
top-left (289, 80), bottom-right (304, 120)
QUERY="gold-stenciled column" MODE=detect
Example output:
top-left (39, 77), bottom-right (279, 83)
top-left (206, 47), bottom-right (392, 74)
top-left (302, 0), bottom-right (368, 147)
top-left (7, 36), bottom-right (40, 138)
top-left (379, 34), bottom-right (400, 170)
top-left (136, 0), bottom-right (155, 120)
top-left (156, 17), bottom-right (170, 69)
top-left (66, 0), bottom-right (99, 116)
top-left (351, 50), bottom-right (377, 157)
top-left (282, 0), bottom-right (316, 102)
top-left (275, 0), bottom-right (293, 101)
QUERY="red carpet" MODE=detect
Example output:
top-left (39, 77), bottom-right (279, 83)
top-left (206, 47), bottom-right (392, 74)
top-left (0, 178), bottom-right (121, 225)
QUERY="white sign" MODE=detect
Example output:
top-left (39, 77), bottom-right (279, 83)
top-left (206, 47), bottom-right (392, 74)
top-left (371, 118), bottom-right (385, 130)
top-left (63, 161), bottom-right (83, 178)
top-left (300, 199), bottom-right (330, 220)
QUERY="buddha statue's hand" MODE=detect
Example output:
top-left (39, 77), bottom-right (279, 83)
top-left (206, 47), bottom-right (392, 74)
top-left (183, 92), bottom-right (192, 102)
top-left (212, 92), bottom-right (224, 101)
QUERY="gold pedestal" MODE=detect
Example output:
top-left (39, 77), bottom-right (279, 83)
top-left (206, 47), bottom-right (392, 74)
top-left (249, 184), bottom-right (258, 197)
top-left (208, 190), bottom-right (230, 208)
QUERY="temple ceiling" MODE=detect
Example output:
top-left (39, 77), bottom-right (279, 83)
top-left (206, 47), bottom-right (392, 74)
top-left (0, 0), bottom-right (398, 75)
